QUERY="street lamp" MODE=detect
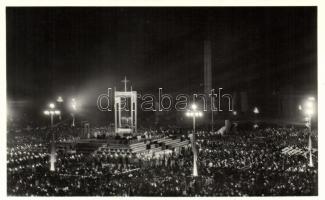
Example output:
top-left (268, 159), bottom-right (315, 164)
top-left (56, 97), bottom-right (63, 120)
top-left (49, 103), bottom-right (55, 109)
top-left (302, 97), bottom-right (315, 167)
top-left (191, 104), bottom-right (197, 111)
top-left (70, 98), bottom-right (77, 127)
top-left (185, 103), bottom-right (203, 177)
top-left (43, 103), bottom-right (60, 171)
top-left (253, 107), bottom-right (259, 114)
top-left (44, 103), bottom-right (61, 127)
top-left (57, 96), bottom-right (64, 103)
top-left (253, 107), bottom-right (259, 129)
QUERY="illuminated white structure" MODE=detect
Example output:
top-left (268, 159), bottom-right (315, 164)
top-left (115, 77), bottom-right (137, 135)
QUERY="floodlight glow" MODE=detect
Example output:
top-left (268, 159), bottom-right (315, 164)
top-left (71, 98), bottom-right (78, 111)
top-left (54, 110), bottom-right (61, 115)
top-left (233, 111), bottom-right (237, 115)
top-left (72, 103), bottom-right (77, 111)
top-left (253, 107), bottom-right (259, 114)
top-left (49, 103), bottom-right (55, 109)
top-left (308, 97), bottom-right (315, 101)
top-left (298, 105), bottom-right (302, 110)
top-left (44, 110), bottom-right (50, 115)
top-left (57, 96), bottom-right (63, 103)
top-left (198, 112), bottom-right (203, 117)
top-left (305, 109), bottom-right (314, 116)
top-left (191, 104), bottom-right (197, 110)
top-left (305, 101), bottom-right (313, 108)
top-left (186, 112), bottom-right (190, 117)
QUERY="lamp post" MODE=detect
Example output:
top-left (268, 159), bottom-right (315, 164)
top-left (186, 104), bottom-right (203, 177)
top-left (303, 97), bottom-right (315, 167)
top-left (44, 103), bottom-right (61, 171)
top-left (70, 98), bottom-right (77, 127)
top-left (253, 107), bottom-right (259, 129)
top-left (56, 96), bottom-right (63, 120)
top-left (44, 103), bottom-right (61, 127)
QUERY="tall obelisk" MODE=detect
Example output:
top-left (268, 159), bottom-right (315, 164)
top-left (204, 40), bottom-right (213, 131)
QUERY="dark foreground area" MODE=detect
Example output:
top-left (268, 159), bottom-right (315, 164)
top-left (7, 126), bottom-right (318, 196)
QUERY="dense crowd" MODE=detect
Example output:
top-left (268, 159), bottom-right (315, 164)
top-left (7, 126), bottom-right (318, 196)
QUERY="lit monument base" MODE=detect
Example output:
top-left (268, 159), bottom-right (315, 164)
top-left (193, 159), bottom-right (198, 177)
top-left (308, 152), bottom-right (314, 168)
top-left (50, 152), bottom-right (56, 171)
top-left (50, 162), bottom-right (55, 171)
top-left (192, 139), bottom-right (198, 177)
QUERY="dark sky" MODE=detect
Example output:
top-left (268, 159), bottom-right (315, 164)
top-left (6, 7), bottom-right (317, 120)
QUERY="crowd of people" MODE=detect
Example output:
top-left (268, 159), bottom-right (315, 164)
top-left (7, 125), bottom-right (318, 196)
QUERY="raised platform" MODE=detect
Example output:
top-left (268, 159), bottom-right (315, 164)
top-left (96, 136), bottom-right (190, 155)
top-left (57, 136), bottom-right (190, 155)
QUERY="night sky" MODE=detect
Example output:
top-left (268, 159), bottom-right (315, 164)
top-left (6, 7), bottom-right (317, 124)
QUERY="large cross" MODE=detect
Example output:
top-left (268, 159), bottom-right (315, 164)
top-left (121, 76), bottom-right (129, 92)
